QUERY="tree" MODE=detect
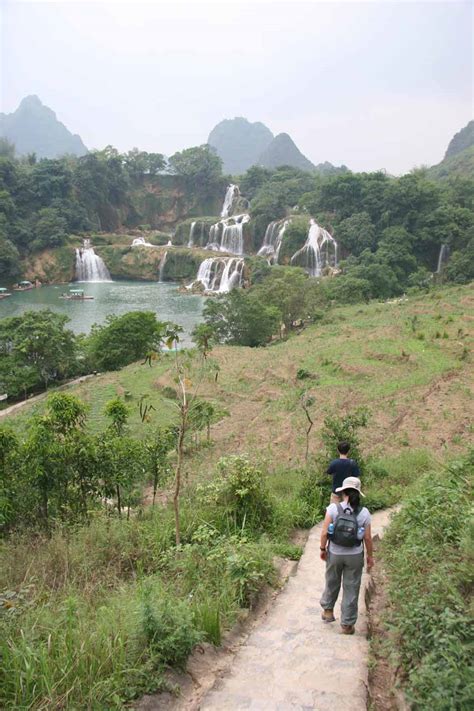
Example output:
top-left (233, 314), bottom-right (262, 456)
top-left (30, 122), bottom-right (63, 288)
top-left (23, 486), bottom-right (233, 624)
top-left (87, 311), bottom-right (168, 371)
top-left (253, 266), bottom-right (308, 330)
top-left (0, 235), bottom-right (21, 279)
top-left (203, 290), bottom-right (281, 347)
top-left (168, 145), bottom-right (222, 197)
top-left (145, 427), bottom-right (176, 506)
top-left (33, 207), bottom-right (68, 249)
top-left (0, 310), bottom-right (78, 393)
top-left (101, 397), bottom-right (146, 516)
top-left (335, 212), bottom-right (376, 256)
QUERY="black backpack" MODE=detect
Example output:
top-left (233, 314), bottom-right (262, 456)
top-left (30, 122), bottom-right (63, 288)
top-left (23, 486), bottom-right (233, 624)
top-left (330, 504), bottom-right (361, 547)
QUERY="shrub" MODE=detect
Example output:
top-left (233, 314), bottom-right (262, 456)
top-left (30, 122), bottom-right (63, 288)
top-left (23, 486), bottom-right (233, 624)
top-left (140, 588), bottom-right (202, 668)
top-left (381, 455), bottom-right (474, 709)
top-left (200, 456), bottom-right (275, 535)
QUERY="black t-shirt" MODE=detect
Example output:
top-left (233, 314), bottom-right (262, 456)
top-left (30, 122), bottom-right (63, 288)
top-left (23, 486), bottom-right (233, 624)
top-left (326, 458), bottom-right (360, 492)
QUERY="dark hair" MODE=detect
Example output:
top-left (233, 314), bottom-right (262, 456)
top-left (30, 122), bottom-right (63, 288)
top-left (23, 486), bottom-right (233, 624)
top-left (343, 488), bottom-right (360, 511)
top-left (337, 441), bottom-right (350, 455)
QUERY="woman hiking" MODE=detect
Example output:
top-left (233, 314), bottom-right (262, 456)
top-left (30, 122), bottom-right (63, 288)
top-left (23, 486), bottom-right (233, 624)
top-left (319, 476), bottom-right (374, 634)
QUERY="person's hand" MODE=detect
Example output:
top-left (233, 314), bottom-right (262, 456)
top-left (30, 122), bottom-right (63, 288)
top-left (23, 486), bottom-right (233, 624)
top-left (366, 555), bottom-right (374, 571)
top-left (320, 549), bottom-right (328, 562)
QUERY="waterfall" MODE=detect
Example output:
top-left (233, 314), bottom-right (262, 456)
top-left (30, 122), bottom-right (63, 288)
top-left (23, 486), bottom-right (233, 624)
top-left (436, 244), bottom-right (449, 273)
top-left (75, 239), bottom-right (112, 282)
top-left (290, 220), bottom-right (337, 277)
top-left (192, 257), bottom-right (244, 293)
top-left (206, 214), bottom-right (249, 255)
top-left (188, 222), bottom-right (197, 247)
top-left (132, 237), bottom-right (153, 247)
top-left (221, 184), bottom-right (240, 218)
top-left (258, 219), bottom-right (290, 263)
top-left (158, 251), bottom-right (168, 282)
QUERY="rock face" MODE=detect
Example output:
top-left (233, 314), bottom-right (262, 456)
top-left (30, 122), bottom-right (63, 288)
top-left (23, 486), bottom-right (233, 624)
top-left (0, 95), bottom-right (88, 158)
top-left (444, 120), bottom-right (474, 159)
top-left (429, 120), bottom-right (474, 180)
top-left (208, 117), bottom-right (274, 175)
top-left (258, 132), bottom-right (316, 171)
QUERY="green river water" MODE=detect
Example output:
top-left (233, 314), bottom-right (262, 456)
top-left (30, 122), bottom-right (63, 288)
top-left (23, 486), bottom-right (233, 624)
top-left (0, 281), bottom-right (205, 345)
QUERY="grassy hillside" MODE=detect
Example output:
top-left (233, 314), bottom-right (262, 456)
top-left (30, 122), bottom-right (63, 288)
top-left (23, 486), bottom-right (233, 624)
top-left (9, 283), bottom-right (473, 461)
top-left (428, 144), bottom-right (474, 180)
top-left (1, 284), bottom-right (472, 708)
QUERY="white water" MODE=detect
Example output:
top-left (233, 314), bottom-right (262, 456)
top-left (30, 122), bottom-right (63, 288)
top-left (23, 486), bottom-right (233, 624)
top-left (132, 237), bottom-right (153, 247)
top-left (75, 239), bottom-right (112, 282)
top-left (221, 184), bottom-right (239, 218)
top-left (158, 251), bottom-right (168, 282)
top-left (206, 214), bottom-right (249, 255)
top-left (436, 244), bottom-right (449, 273)
top-left (192, 257), bottom-right (244, 292)
top-left (258, 219), bottom-right (290, 263)
top-left (290, 220), bottom-right (337, 277)
top-left (188, 221), bottom-right (206, 248)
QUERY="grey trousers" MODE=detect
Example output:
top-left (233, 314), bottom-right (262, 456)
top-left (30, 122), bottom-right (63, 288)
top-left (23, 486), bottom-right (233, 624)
top-left (320, 551), bottom-right (364, 626)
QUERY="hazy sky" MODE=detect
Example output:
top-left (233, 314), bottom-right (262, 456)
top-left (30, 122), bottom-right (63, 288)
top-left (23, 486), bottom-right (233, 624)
top-left (1, 0), bottom-right (473, 174)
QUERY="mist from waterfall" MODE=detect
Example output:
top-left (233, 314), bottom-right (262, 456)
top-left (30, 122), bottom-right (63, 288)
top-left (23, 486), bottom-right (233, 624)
top-left (258, 219), bottom-right (290, 263)
top-left (290, 220), bottom-right (337, 277)
top-left (75, 239), bottom-right (112, 282)
top-left (193, 257), bottom-right (244, 292)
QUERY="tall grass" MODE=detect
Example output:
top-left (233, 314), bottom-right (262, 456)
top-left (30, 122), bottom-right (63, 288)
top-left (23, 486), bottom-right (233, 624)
top-left (381, 454), bottom-right (474, 710)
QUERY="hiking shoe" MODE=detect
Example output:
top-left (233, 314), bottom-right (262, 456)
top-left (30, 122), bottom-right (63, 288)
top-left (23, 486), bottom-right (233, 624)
top-left (321, 609), bottom-right (335, 623)
top-left (341, 624), bottom-right (355, 635)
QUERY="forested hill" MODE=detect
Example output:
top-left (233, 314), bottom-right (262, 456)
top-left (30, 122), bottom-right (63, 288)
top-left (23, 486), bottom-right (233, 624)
top-left (0, 96), bottom-right (88, 159)
top-left (428, 119), bottom-right (474, 180)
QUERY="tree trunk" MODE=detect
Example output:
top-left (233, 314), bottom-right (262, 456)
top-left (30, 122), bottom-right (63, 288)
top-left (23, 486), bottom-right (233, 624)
top-left (116, 484), bottom-right (122, 517)
top-left (173, 406), bottom-right (187, 546)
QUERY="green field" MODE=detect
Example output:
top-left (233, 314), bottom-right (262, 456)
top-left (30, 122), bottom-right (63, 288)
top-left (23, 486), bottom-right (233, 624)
top-left (1, 283), bottom-right (472, 709)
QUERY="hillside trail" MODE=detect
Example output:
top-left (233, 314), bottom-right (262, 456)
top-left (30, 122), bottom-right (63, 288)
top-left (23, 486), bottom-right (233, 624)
top-left (142, 509), bottom-right (394, 711)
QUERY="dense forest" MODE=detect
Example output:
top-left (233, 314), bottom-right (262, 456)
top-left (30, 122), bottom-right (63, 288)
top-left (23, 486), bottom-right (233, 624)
top-left (1, 133), bottom-right (473, 291)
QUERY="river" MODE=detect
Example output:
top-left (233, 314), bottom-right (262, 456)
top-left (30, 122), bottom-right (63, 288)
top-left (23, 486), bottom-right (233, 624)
top-left (0, 281), bottom-right (205, 345)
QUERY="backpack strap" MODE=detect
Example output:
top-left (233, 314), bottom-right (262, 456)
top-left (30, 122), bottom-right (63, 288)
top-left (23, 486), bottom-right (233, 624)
top-left (335, 503), bottom-right (344, 519)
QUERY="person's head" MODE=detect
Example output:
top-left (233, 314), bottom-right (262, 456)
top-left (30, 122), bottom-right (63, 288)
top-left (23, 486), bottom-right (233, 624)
top-left (335, 476), bottom-right (365, 509)
top-left (337, 441), bottom-right (351, 456)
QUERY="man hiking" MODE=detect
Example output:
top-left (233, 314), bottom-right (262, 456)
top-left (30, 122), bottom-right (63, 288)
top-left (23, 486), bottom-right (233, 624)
top-left (326, 441), bottom-right (360, 504)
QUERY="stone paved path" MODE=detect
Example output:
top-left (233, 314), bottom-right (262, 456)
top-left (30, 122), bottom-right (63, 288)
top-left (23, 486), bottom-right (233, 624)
top-left (199, 510), bottom-right (393, 711)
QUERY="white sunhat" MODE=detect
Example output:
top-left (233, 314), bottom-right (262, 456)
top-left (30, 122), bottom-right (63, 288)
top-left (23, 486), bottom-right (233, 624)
top-left (335, 476), bottom-right (365, 497)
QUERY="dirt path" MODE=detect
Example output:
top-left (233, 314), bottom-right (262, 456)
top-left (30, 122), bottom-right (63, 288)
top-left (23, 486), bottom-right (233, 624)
top-left (140, 509), bottom-right (395, 711)
top-left (194, 509), bottom-right (394, 711)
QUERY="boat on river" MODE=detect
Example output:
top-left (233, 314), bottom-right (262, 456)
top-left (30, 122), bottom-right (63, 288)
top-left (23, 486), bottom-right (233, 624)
top-left (13, 280), bottom-right (35, 291)
top-left (59, 289), bottom-right (94, 301)
top-left (0, 288), bottom-right (12, 299)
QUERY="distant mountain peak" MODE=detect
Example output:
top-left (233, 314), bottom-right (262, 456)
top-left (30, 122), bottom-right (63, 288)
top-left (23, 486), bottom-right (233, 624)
top-left (208, 117), bottom-right (274, 174)
top-left (0, 95), bottom-right (88, 159)
top-left (257, 132), bottom-right (315, 171)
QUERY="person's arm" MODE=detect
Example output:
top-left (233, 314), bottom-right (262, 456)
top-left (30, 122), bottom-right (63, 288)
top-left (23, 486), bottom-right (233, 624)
top-left (320, 511), bottom-right (332, 561)
top-left (353, 460), bottom-right (360, 477)
top-left (364, 523), bottom-right (374, 570)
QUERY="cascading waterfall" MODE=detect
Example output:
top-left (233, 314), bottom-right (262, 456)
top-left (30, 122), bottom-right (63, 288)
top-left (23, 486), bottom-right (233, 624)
top-left (221, 184), bottom-right (240, 218)
top-left (158, 251), bottom-right (168, 282)
top-left (436, 244), bottom-right (449, 273)
top-left (258, 219), bottom-right (290, 263)
top-left (290, 220), bottom-right (337, 277)
top-left (192, 257), bottom-right (244, 293)
top-left (188, 221), bottom-right (206, 248)
top-left (75, 239), bottom-right (112, 282)
top-left (206, 214), bottom-right (249, 255)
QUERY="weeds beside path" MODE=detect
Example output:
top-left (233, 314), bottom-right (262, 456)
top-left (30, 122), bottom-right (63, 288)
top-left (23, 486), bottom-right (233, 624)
top-left (143, 509), bottom-right (394, 711)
